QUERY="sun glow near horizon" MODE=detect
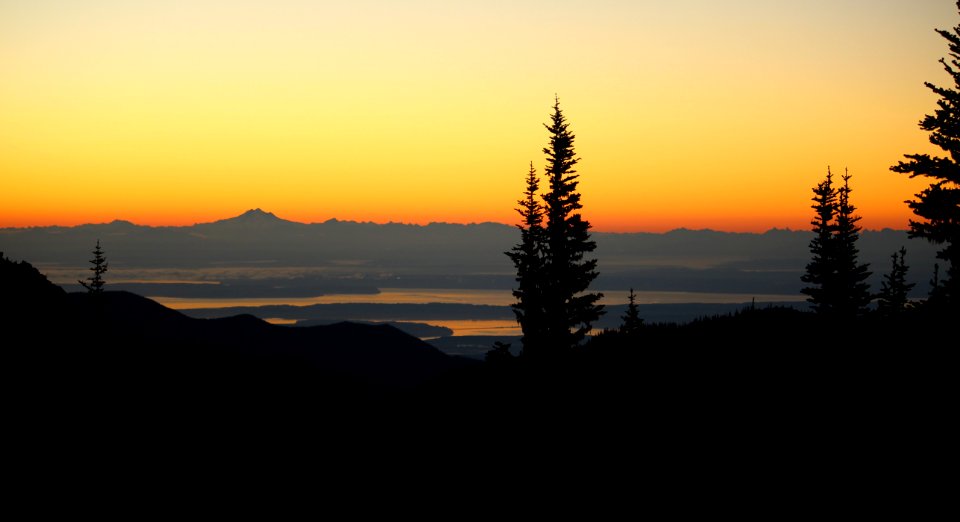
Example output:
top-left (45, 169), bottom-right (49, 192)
top-left (0, 1), bottom-right (952, 233)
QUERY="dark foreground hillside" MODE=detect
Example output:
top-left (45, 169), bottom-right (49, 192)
top-left (2, 256), bottom-right (477, 439)
top-left (422, 304), bottom-right (952, 421)
top-left (2, 255), bottom-right (951, 480)
top-left (407, 304), bottom-right (952, 496)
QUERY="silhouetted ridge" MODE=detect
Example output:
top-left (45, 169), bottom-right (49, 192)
top-left (2, 253), bottom-right (65, 302)
top-left (63, 290), bottom-right (195, 326)
top-left (1, 253), bottom-right (67, 323)
top-left (52, 290), bottom-right (462, 388)
top-left (207, 312), bottom-right (274, 329)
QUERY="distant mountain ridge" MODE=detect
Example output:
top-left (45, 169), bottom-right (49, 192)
top-left (0, 207), bottom-right (884, 231)
top-left (0, 209), bottom-right (941, 295)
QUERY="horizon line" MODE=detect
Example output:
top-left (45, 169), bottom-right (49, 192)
top-left (0, 208), bottom-right (911, 235)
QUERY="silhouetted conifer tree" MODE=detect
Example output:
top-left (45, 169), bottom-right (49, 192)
top-left (801, 169), bottom-right (838, 314)
top-left (891, 3), bottom-right (960, 307)
top-left (877, 247), bottom-right (915, 316)
top-left (79, 239), bottom-right (108, 293)
top-left (833, 171), bottom-right (872, 316)
top-left (540, 97), bottom-right (604, 352)
top-left (506, 162), bottom-right (548, 356)
top-left (620, 288), bottom-right (643, 334)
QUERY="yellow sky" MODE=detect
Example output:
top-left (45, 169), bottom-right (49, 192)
top-left (0, 1), bottom-right (954, 231)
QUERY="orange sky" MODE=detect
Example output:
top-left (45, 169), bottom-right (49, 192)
top-left (0, 1), bottom-right (953, 232)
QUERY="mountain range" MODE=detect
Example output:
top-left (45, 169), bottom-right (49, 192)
top-left (0, 208), bottom-right (941, 295)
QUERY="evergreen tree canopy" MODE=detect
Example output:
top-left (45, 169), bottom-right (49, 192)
top-left (801, 169), bottom-right (838, 314)
top-left (833, 171), bottom-right (872, 316)
top-left (891, 2), bottom-right (960, 307)
top-left (540, 97), bottom-right (604, 352)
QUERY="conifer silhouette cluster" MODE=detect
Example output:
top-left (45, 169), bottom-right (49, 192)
top-left (508, 98), bottom-right (603, 357)
top-left (891, 2), bottom-right (960, 309)
top-left (801, 169), bottom-right (871, 317)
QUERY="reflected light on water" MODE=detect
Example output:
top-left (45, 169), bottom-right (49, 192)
top-left (154, 288), bottom-right (804, 310)
top-left (156, 288), bottom-right (805, 337)
top-left (263, 317), bottom-right (298, 325)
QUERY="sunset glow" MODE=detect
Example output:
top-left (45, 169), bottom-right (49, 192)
top-left (0, 1), bottom-right (953, 232)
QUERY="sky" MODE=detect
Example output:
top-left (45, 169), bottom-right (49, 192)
top-left (0, 0), bottom-right (956, 232)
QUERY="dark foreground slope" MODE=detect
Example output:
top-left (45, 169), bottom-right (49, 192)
top-left (412, 304), bottom-right (953, 450)
top-left (2, 254), bottom-right (954, 503)
top-left (5, 251), bottom-right (950, 430)
top-left (1, 256), bottom-right (473, 434)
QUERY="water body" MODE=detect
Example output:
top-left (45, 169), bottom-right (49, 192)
top-left (153, 288), bottom-right (805, 310)
top-left (155, 288), bottom-right (804, 337)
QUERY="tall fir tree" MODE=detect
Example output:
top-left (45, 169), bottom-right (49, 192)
top-left (506, 162), bottom-right (548, 356)
top-left (833, 171), bottom-right (872, 316)
top-left (801, 169), bottom-right (838, 314)
top-left (890, 2), bottom-right (960, 308)
top-left (79, 239), bottom-right (108, 294)
top-left (540, 97), bottom-right (603, 352)
top-left (877, 247), bottom-right (915, 317)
